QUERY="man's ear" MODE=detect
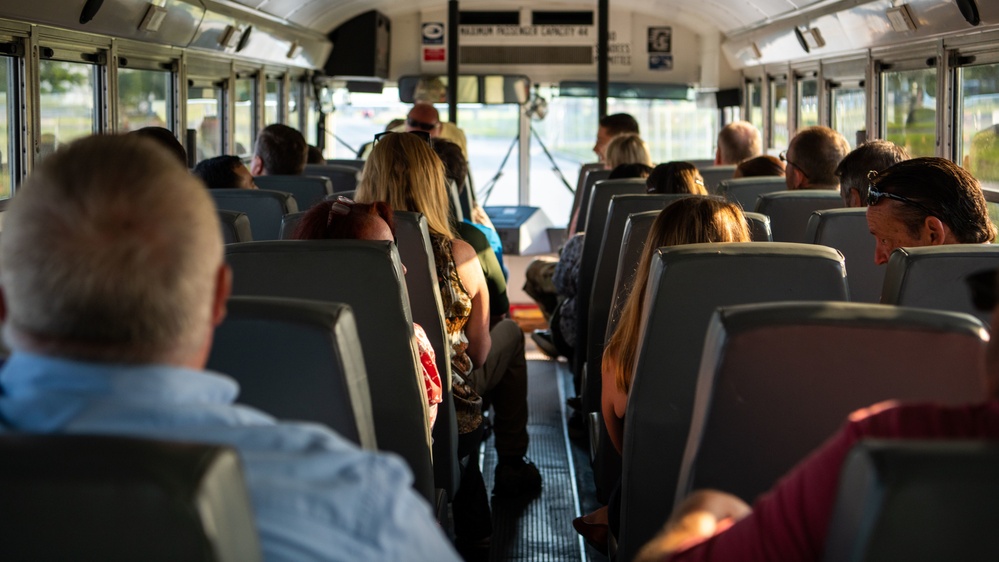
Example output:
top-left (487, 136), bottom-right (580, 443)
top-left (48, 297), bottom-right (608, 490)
top-left (848, 188), bottom-right (862, 208)
top-left (924, 215), bottom-right (951, 246)
top-left (212, 264), bottom-right (232, 327)
top-left (250, 155), bottom-right (264, 177)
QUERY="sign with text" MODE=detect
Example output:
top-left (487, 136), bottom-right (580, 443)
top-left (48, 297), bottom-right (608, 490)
top-left (423, 48), bottom-right (445, 62)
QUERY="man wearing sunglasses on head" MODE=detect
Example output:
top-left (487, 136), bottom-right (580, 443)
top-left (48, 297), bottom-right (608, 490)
top-left (402, 102), bottom-right (468, 159)
top-left (865, 157), bottom-right (995, 265)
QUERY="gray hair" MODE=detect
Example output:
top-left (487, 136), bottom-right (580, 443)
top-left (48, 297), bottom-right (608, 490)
top-left (717, 121), bottom-right (762, 165)
top-left (0, 135), bottom-right (223, 363)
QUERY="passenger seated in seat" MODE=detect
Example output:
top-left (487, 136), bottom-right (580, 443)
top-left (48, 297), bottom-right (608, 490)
top-left (0, 135), bottom-right (460, 561)
top-left (733, 155), bottom-right (785, 178)
top-left (634, 266), bottom-right (999, 562)
top-left (354, 132), bottom-right (542, 498)
top-left (573, 198), bottom-right (750, 552)
top-left (782, 126), bottom-right (850, 191)
top-left (193, 155), bottom-right (258, 190)
top-left (127, 126), bottom-right (188, 166)
top-left (250, 123), bottom-right (308, 176)
top-left (866, 157), bottom-right (995, 265)
top-left (646, 162), bottom-right (708, 195)
top-left (291, 197), bottom-right (443, 431)
top-left (834, 139), bottom-right (908, 207)
top-left (714, 121), bottom-right (762, 166)
top-left (605, 133), bottom-right (653, 170)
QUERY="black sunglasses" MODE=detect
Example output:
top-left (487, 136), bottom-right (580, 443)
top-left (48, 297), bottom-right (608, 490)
top-left (966, 269), bottom-right (998, 312)
top-left (373, 130), bottom-right (432, 145)
top-left (867, 186), bottom-right (938, 217)
top-left (405, 117), bottom-right (439, 132)
top-left (779, 150), bottom-right (809, 180)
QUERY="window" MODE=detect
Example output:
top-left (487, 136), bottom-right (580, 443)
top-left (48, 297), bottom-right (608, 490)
top-left (883, 68), bottom-right (936, 157)
top-left (234, 78), bottom-right (255, 155)
top-left (748, 81), bottom-right (763, 132)
top-left (797, 79), bottom-right (818, 129)
top-left (288, 80), bottom-right (302, 133)
top-left (39, 60), bottom-right (96, 158)
top-left (0, 57), bottom-right (13, 199)
top-left (265, 80), bottom-right (280, 126)
top-left (117, 67), bottom-right (171, 132)
top-left (771, 81), bottom-right (789, 149)
top-left (187, 83), bottom-right (223, 160)
top-left (831, 86), bottom-right (866, 148)
top-left (959, 62), bottom-right (999, 189)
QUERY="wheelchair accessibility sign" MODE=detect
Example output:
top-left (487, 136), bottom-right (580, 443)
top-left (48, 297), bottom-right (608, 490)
top-left (422, 22), bottom-right (445, 45)
top-left (649, 55), bottom-right (673, 70)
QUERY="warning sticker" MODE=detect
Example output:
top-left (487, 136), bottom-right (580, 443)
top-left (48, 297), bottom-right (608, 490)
top-left (423, 48), bottom-right (446, 62)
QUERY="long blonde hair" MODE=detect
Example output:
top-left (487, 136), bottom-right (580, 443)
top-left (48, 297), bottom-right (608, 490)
top-left (604, 197), bottom-right (750, 394)
top-left (355, 132), bottom-right (457, 238)
top-left (605, 133), bottom-right (652, 169)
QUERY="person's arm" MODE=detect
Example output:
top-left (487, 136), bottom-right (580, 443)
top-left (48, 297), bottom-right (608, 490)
top-left (636, 418), bottom-right (866, 562)
top-left (452, 238), bottom-right (491, 368)
top-left (601, 352), bottom-right (627, 454)
top-left (634, 491), bottom-right (751, 562)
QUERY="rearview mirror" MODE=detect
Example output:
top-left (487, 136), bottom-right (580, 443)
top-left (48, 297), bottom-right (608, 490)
top-left (398, 75), bottom-right (530, 104)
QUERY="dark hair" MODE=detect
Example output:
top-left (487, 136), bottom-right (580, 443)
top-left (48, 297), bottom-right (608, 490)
top-left (254, 124), bottom-right (307, 175)
top-left (599, 113), bottom-right (640, 136)
top-left (292, 200), bottom-right (396, 241)
top-left (735, 155), bottom-right (785, 178)
top-left (609, 163), bottom-right (653, 180)
top-left (128, 127), bottom-right (187, 166)
top-left (307, 145), bottom-right (324, 164)
top-left (835, 140), bottom-right (909, 204)
top-left (788, 126), bottom-right (850, 187)
top-left (432, 139), bottom-right (467, 186)
top-left (871, 157), bottom-right (996, 243)
top-left (646, 162), bottom-right (707, 195)
top-left (193, 155), bottom-right (244, 189)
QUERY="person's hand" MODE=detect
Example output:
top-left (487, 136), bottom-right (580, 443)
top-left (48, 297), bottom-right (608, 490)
top-left (471, 205), bottom-right (495, 230)
top-left (634, 490), bottom-right (751, 562)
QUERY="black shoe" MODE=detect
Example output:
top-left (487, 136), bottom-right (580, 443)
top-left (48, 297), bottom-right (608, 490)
top-left (493, 457), bottom-right (542, 498)
top-left (531, 330), bottom-right (559, 359)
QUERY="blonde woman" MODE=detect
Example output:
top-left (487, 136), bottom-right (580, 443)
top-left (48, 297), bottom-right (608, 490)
top-left (605, 133), bottom-right (652, 170)
top-left (574, 197), bottom-right (751, 551)
top-left (355, 132), bottom-right (541, 497)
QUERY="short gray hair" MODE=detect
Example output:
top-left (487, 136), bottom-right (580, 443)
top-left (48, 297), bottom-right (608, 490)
top-left (717, 121), bottom-right (762, 164)
top-left (0, 135), bottom-right (223, 363)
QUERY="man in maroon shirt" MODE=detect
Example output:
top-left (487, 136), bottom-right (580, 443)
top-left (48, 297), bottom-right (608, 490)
top-left (636, 269), bottom-right (999, 562)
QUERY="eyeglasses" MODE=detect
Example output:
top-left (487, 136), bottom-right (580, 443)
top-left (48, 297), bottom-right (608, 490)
top-left (966, 268), bottom-right (998, 312)
top-left (373, 130), bottom-right (432, 146)
top-left (327, 195), bottom-right (354, 226)
top-left (406, 117), bottom-right (439, 132)
top-left (779, 150), bottom-right (809, 180)
top-left (866, 186), bottom-right (938, 217)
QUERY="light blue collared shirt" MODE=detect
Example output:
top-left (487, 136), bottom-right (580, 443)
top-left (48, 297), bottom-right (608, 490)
top-left (0, 352), bottom-right (459, 562)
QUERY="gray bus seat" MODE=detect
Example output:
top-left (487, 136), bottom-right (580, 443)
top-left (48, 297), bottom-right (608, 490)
top-left (254, 175), bottom-right (333, 211)
top-left (687, 158), bottom-right (715, 170)
top-left (882, 244), bottom-right (999, 326)
top-left (393, 211), bottom-right (459, 500)
top-left (218, 210), bottom-right (253, 244)
top-left (806, 208), bottom-right (881, 303)
top-left (224, 240), bottom-right (435, 503)
top-left (304, 164), bottom-right (360, 193)
top-left (568, 163), bottom-right (605, 231)
top-left (571, 168), bottom-right (612, 234)
top-left (618, 242), bottom-right (848, 561)
top-left (754, 190), bottom-right (844, 243)
top-left (680, 302), bottom-right (986, 508)
top-left (697, 165), bottom-right (737, 193)
top-left (209, 189), bottom-right (298, 241)
top-left (572, 178), bottom-right (649, 380)
top-left (825, 440), bottom-right (999, 562)
top-left (325, 158), bottom-right (365, 170)
top-left (207, 296), bottom-right (376, 450)
top-left (279, 211), bottom-right (305, 239)
top-left (0, 433), bottom-right (261, 562)
top-left (717, 176), bottom-right (786, 210)
top-left (744, 211), bottom-right (773, 242)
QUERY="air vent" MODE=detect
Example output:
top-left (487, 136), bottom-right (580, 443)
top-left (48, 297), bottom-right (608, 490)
top-left (461, 45), bottom-right (592, 65)
top-left (460, 11), bottom-right (519, 25)
top-left (532, 11), bottom-right (593, 25)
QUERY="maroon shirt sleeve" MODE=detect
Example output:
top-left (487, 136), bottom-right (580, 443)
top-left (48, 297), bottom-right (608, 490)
top-left (664, 400), bottom-right (999, 562)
